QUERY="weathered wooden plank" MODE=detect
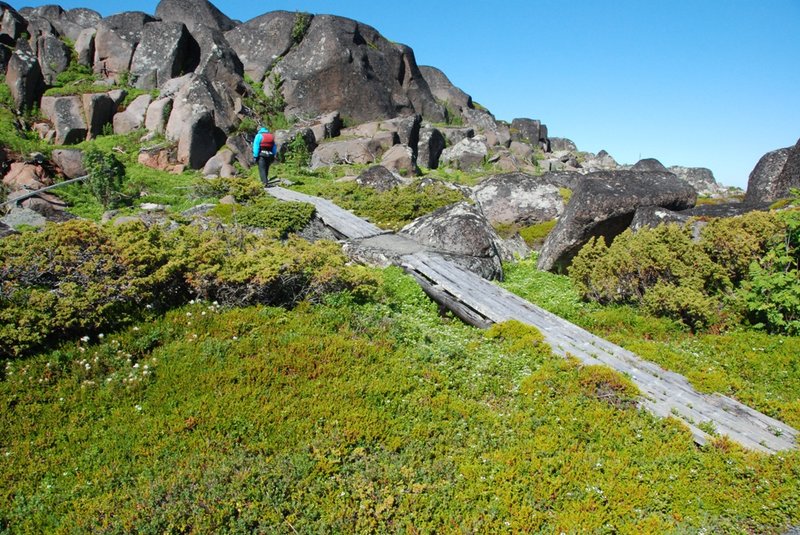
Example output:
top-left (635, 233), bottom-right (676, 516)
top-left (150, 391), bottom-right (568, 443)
top-left (267, 186), bottom-right (384, 239)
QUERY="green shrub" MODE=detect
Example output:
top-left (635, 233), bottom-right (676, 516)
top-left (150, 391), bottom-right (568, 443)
top-left (235, 196), bottom-right (315, 238)
top-left (700, 210), bottom-right (784, 284)
top-left (569, 224), bottom-right (728, 329)
top-left (193, 176), bottom-right (265, 202)
top-left (0, 220), bottom-right (185, 356)
top-left (739, 209), bottom-right (800, 334)
top-left (283, 133), bottom-right (311, 174)
top-left (83, 147), bottom-right (126, 208)
top-left (292, 11), bottom-right (312, 43)
top-left (641, 282), bottom-right (722, 331)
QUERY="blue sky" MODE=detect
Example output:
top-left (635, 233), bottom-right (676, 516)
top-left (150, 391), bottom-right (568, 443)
top-left (16, 0), bottom-right (800, 188)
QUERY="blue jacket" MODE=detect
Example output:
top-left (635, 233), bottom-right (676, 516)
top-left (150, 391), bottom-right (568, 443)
top-left (252, 127), bottom-right (277, 159)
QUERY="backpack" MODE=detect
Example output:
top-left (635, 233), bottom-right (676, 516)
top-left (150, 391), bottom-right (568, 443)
top-left (259, 132), bottom-right (275, 155)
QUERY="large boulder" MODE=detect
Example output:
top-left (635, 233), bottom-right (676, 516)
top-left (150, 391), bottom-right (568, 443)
top-left (21, 5), bottom-right (100, 42)
top-left (130, 21), bottom-right (193, 89)
top-left (177, 110), bottom-right (222, 169)
top-left (309, 138), bottom-right (384, 169)
top-left (472, 173), bottom-right (565, 226)
top-left (630, 158), bottom-right (669, 172)
top-left (510, 118), bottom-right (546, 145)
top-left (745, 139), bottom-right (800, 204)
top-left (271, 15), bottom-right (443, 123)
top-left (36, 33), bottom-right (71, 85)
top-left (580, 150), bottom-right (619, 172)
top-left (380, 144), bottom-right (417, 176)
top-left (2, 162), bottom-right (49, 190)
top-left (400, 201), bottom-right (505, 280)
top-left (6, 43), bottom-right (44, 111)
top-left (164, 73), bottom-right (238, 148)
top-left (439, 127), bottom-right (474, 146)
top-left (537, 170), bottom-right (698, 271)
top-left (113, 93), bottom-right (151, 134)
top-left (154, 0), bottom-right (236, 32)
top-left (224, 11), bottom-right (298, 83)
top-left (355, 165), bottom-right (407, 192)
top-left (548, 137), bottom-right (576, 152)
top-left (51, 148), bottom-right (86, 178)
top-left (417, 127), bottom-right (446, 169)
top-left (82, 92), bottom-right (115, 138)
top-left (668, 166), bottom-right (723, 197)
top-left (40, 95), bottom-right (88, 144)
top-left (462, 108), bottom-right (509, 147)
top-left (94, 12), bottom-right (157, 83)
top-left (440, 137), bottom-right (488, 170)
top-left (1, 3), bottom-right (27, 45)
top-left (74, 27), bottom-right (95, 67)
top-left (144, 97), bottom-right (173, 135)
top-left (186, 24), bottom-right (246, 95)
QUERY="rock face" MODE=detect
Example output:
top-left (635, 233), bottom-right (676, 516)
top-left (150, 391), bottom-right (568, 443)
top-left (40, 95), bottom-right (87, 144)
top-left (418, 65), bottom-right (472, 118)
top-left (537, 170), bottom-right (698, 271)
top-left (113, 94), bottom-right (151, 134)
top-left (629, 206), bottom-right (689, 232)
top-left (225, 11), bottom-right (299, 83)
top-left (510, 118), bottom-right (547, 147)
top-left (6, 43), bottom-right (44, 110)
top-left (472, 173), bottom-right (565, 226)
top-left (271, 15), bottom-right (444, 123)
top-left (82, 92), bottom-right (116, 138)
top-left (417, 127), bottom-right (446, 169)
top-left (380, 144), bottom-right (417, 176)
top-left (130, 21), bottom-right (192, 89)
top-left (51, 149), bottom-right (86, 178)
top-left (310, 138), bottom-right (383, 169)
top-left (400, 201), bottom-right (505, 280)
top-left (93, 12), bottom-right (157, 83)
top-left (745, 139), bottom-right (800, 204)
top-left (155, 0), bottom-right (236, 32)
top-left (36, 33), bottom-right (70, 84)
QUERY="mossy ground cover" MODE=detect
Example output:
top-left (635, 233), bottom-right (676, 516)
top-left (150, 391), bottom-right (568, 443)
top-left (2, 268), bottom-right (799, 533)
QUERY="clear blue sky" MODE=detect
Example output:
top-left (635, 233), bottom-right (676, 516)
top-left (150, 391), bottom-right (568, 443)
top-left (16, 0), bottom-right (800, 188)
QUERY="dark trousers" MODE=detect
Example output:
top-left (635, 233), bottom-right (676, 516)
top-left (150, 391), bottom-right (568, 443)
top-left (257, 154), bottom-right (274, 185)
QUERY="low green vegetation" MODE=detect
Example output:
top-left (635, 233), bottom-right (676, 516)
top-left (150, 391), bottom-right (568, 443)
top-left (2, 267), bottom-right (799, 532)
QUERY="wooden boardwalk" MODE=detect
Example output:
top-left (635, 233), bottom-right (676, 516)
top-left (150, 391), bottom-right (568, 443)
top-left (268, 187), bottom-right (799, 453)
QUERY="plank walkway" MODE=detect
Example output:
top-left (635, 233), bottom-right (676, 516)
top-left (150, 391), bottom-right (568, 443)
top-left (268, 187), bottom-right (798, 453)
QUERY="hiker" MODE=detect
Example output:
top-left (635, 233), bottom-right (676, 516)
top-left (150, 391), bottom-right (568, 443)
top-left (252, 127), bottom-right (277, 187)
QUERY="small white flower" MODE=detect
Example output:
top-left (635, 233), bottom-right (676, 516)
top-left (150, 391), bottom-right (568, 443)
top-left (134, 404), bottom-right (142, 411)
top-left (133, 363), bottom-right (139, 369)
top-left (133, 326), bottom-right (140, 331)
top-left (80, 336), bottom-right (90, 343)
top-left (98, 333), bottom-right (104, 339)
top-left (186, 312), bottom-right (192, 317)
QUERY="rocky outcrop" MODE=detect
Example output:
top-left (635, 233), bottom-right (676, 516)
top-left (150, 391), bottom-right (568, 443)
top-left (310, 138), bottom-right (384, 169)
top-left (417, 127), bottom-right (446, 169)
top-left (355, 165), bottom-right (407, 192)
top-left (36, 33), bottom-right (70, 85)
top-left (93, 12), bottom-right (157, 83)
top-left (537, 170), bottom-right (698, 271)
top-left (187, 24), bottom-right (246, 95)
top-left (462, 108), bottom-right (509, 147)
top-left (400, 201), bottom-right (505, 280)
top-left (580, 150), bottom-right (618, 172)
top-left (20, 5), bottom-right (100, 42)
top-left (440, 137), bottom-right (488, 170)
top-left (6, 43), bottom-right (44, 111)
top-left (130, 21), bottom-right (192, 89)
top-left (745, 139), bottom-right (800, 204)
top-left (155, 0), bottom-right (236, 32)
top-left (144, 97), bottom-right (172, 135)
top-left (510, 118), bottom-right (548, 148)
top-left (380, 145), bottom-right (417, 176)
top-left (668, 166), bottom-right (722, 197)
top-left (472, 173), bottom-right (565, 226)
top-left (418, 65), bottom-right (472, 118)
top-left (224, 11), bottom-right (297, 83)
top-left (1, 3), bottom-right (27, 44)
top-left (40, 95), bottom-right (87, 144)
top-left (630, 158), bottom-right (669, 172)
top-left (271, 15), bottom-right (444, 123)
top-left (113, 94), bottom-right (151, 134)
top-left (549, 138), bottom-right (576, 152)
top-left (82, 92), bottom-right (116, 138)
